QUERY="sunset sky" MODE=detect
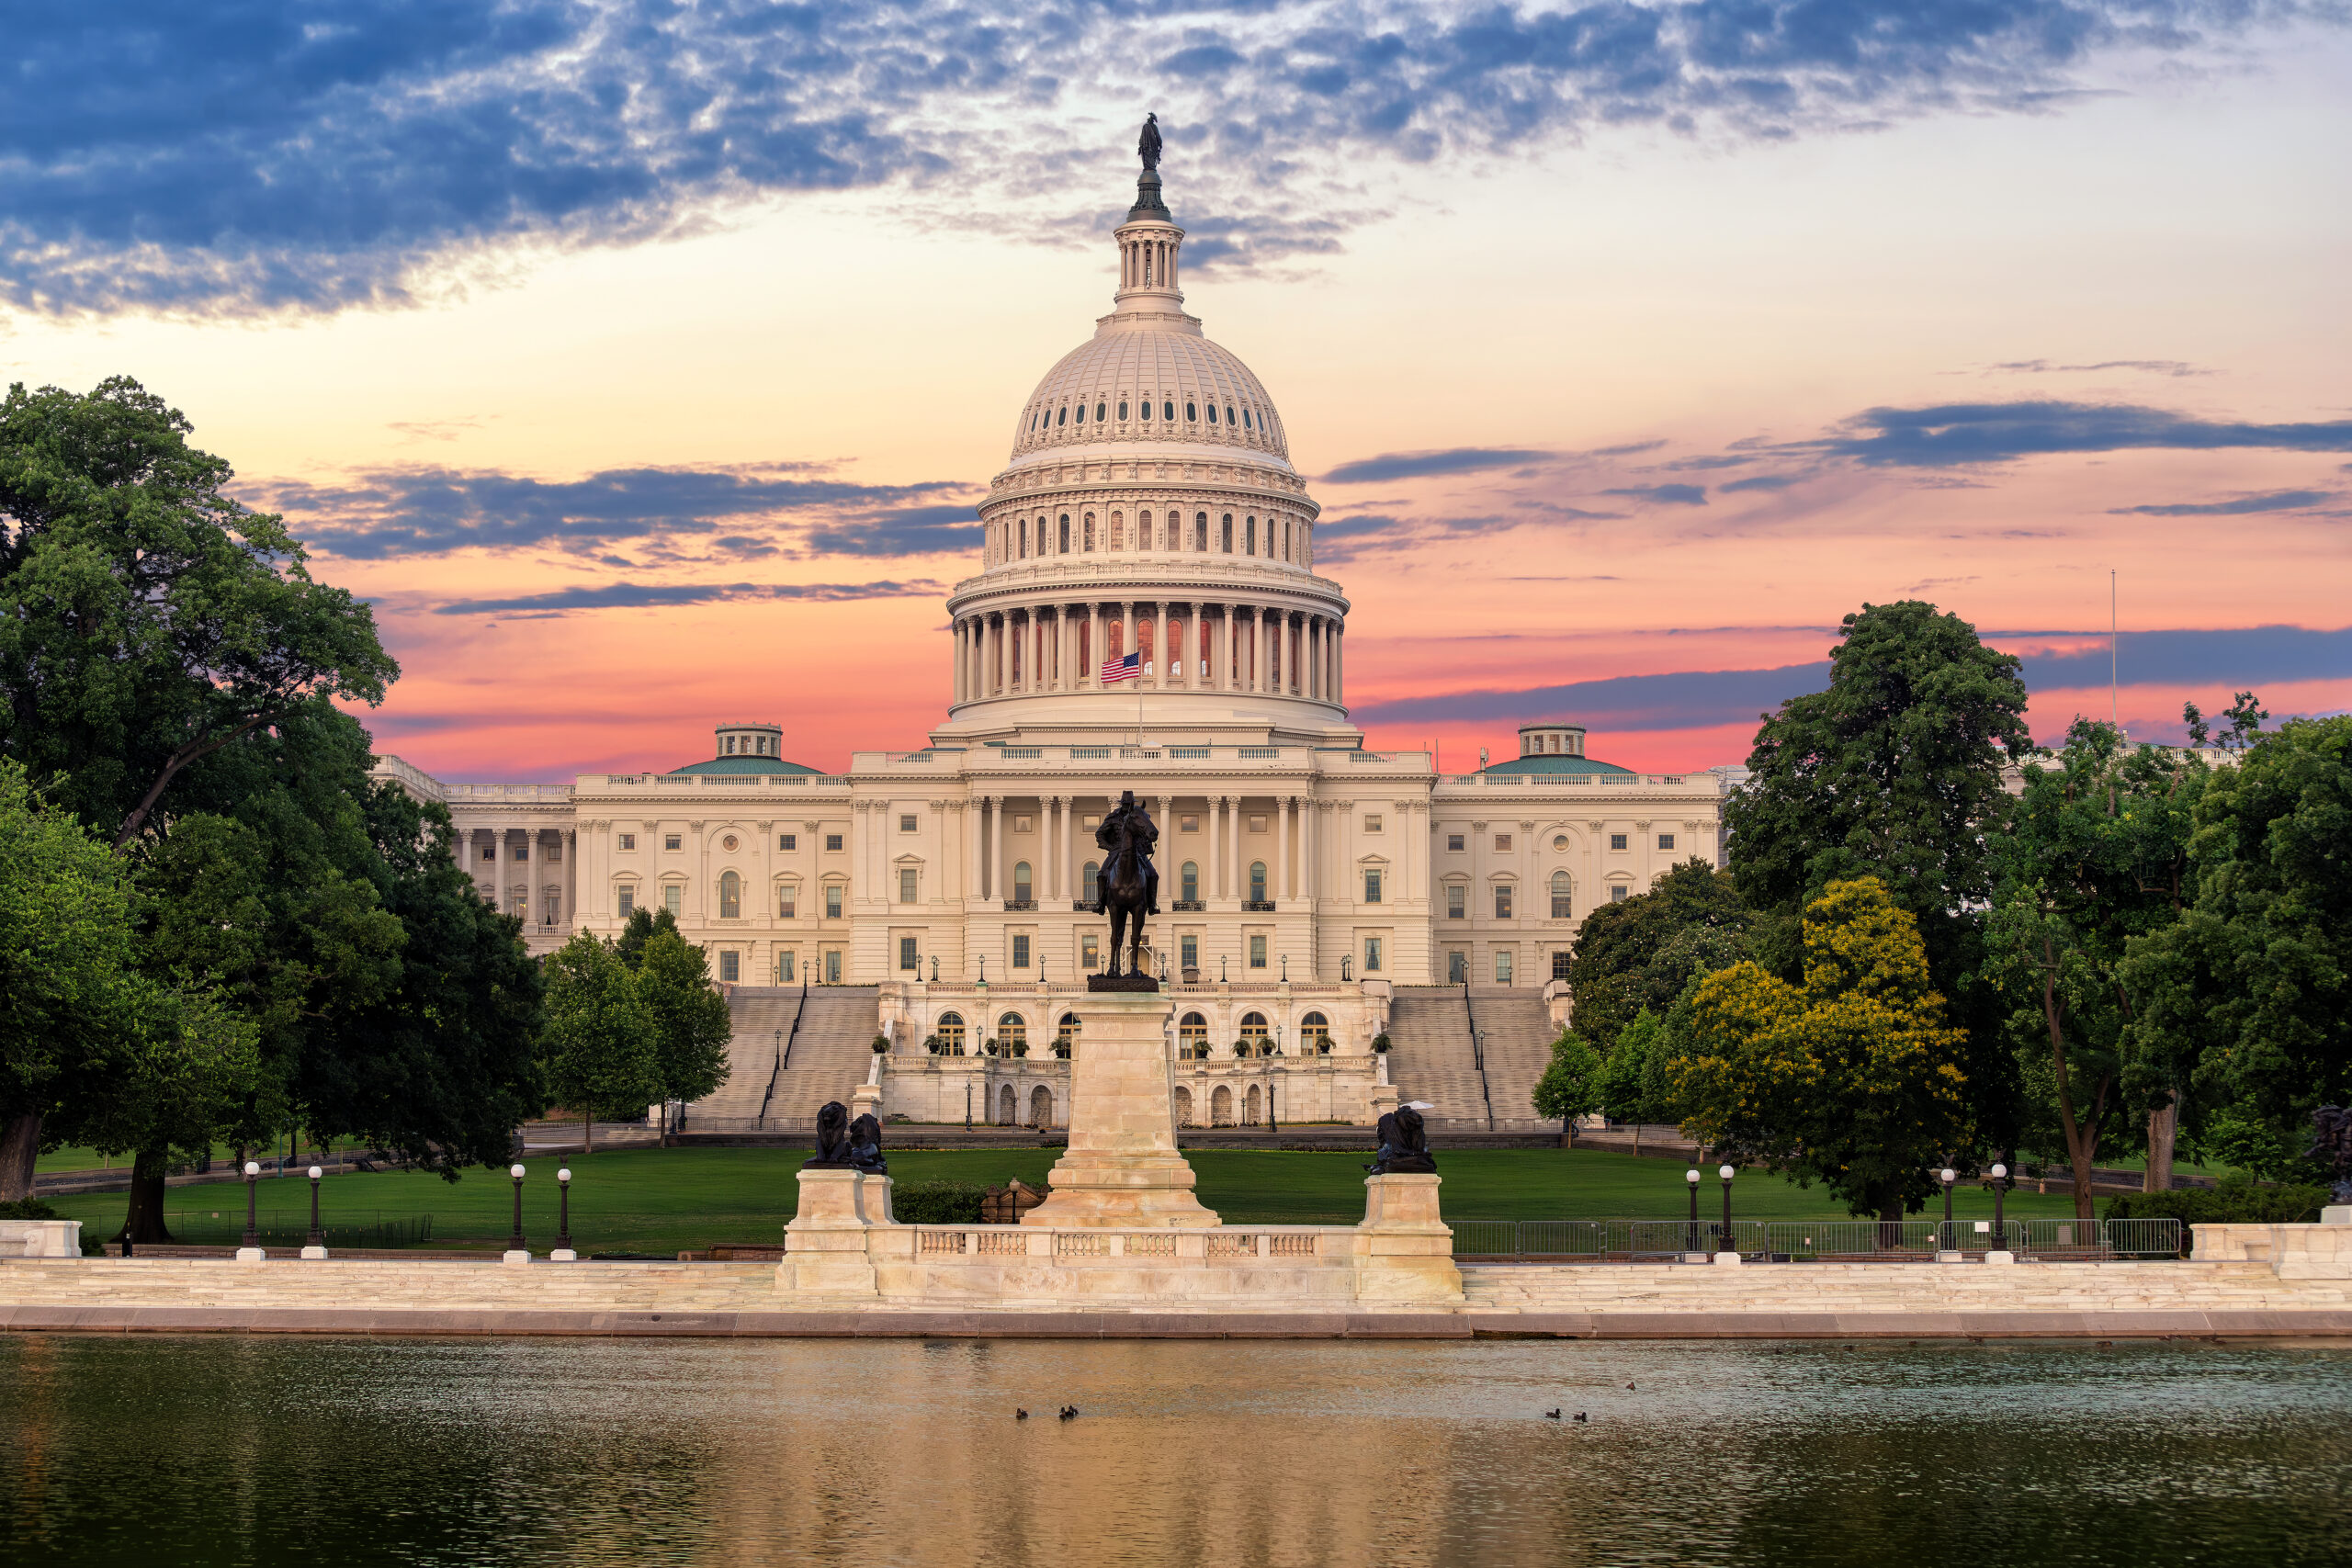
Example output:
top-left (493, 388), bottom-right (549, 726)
top-left (7, 3), bottom-right (2347, 781)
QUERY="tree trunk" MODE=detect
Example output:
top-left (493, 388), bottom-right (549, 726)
top-left (2041, 939), bottom-right (2101, 1220)
top-left (0, 1111), bottom-right (40, 1202)
top-left (115, 1148), bottom-right (176, 1246)
top-left (2144, 1097), bottom-right (2177, 1193)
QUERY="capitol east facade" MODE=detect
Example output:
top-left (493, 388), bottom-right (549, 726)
top-left (375, 160), bottom-right (1728, 1130)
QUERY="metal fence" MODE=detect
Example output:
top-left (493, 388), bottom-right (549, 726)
top-left (1449, 1217), bottom-right (2182, 1262)
top-left (159, 1211), bottom-right (436, 1248)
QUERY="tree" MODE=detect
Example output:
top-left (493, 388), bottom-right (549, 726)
top-left (0, 761), bottom-right (143, 1199)
top-left (539, 933), bottom-right (663, 1154)
top-left (1594, 1008), bottom-right (1684, 1146)
top-left (1985, 718), bottom-right (2209, 1214)
top-left (1532, 1032), bottom-right (1603, 1134)
top-left (1565, 859), bottom-right (1748, 1052)
top-left (0, 377), bottom-right (397, 849)
top-left (614, 904), bottom-right (681, 970)
top-left (1673, 877), bottom-right (1973, 1223)
top-left (633, 928), bottom-right (733, 1127)
top-left (2120, 715), bottom-right (2352, 1167)
top-left (1722, 600), bottom-right (2030, 1155)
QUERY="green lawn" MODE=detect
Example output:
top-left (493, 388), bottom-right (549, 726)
top-left (43, 1144), bottom-right (2085, 1255)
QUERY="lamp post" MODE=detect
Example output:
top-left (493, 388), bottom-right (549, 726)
top-left (1938, 1167), bottom-right (1959, 1259)
top-left (237, 1160), bottom-right (265, 1262)
top-left (301, 1165), bottom-right (327, 1259)
top-left (1718, 1164), bottom-right (1737, 1258)
top-left (1685, 1168), bottom-right (1702, 1259)
top-left (552, 1168), bottom-right (577, 1261)
top-left (503, 1163), bottom-right (530, 1266)
top-left (964, 1080), bottom-right (972, 1131)
top-left (1987, 1162), bottom-right (2016, 1265)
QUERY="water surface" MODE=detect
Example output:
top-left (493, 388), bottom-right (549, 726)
top-left (3, 1336), bottom-right (2346, 1566)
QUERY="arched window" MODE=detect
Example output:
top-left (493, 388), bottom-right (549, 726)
top-left (1551, 870), bottom-right (1574, 919)
top-left (1194, 513), bottom-right (1207, 550)
top-left (1164, 400), bottom-right (1175, 421)
top-left (1185, 400), bottom-right (1197, 422)
top-left (1242, 408), bottom-right (1252, 429)
top-left (1012, 862), bottom-right (1033, 904)
top-left (1180, 1011), bottom-right (1209, 1058)
top-left (1018, 519), bottom-right (1029, 558)
top-left (1140, 399), bottom-right (1152, 421)
top-left (1057, 405), bottom-right (1067, 425)
top-left (1206, 402), bottom-right (1217, 423)
top-left (1119, 400), bottom-right (1129, 420)
top-left (1239, 1011), bottom-right (1269, 1055)
top-left (1084, 513), bottom-right (1095, 550)
top-left (1249, 861), bottom-right (1267, 902)
top-left (1226, 404), bottom-right (1236, 426)
top-left (718, 870), bottom-right (741, 919)
top-left (935, 1011), bottom-right (966, 1055)
top-left (1300, 1011), bottom-right (1330, 1054)
top-left (1283, 520), bottom-right (1292, 560)
top-left (1094, 401), bottom-right (1105, 422)
top-left (1181, 861), bottom-right (1199, 902)
top-left (997, 1012), bottom-right (1027, 1054)
top-left (1059, 515), bottom-right (1070, 552)
top-left (1221, 514), bottom-right (1234, 551)
top-left (1074, 402), bottom-right (1085, 423)
top-left (1138, 511), bottom-right (1152, 550)
top-left (1112, 513), bottom-right (1125, 549)
top-left (1055, 1014), bottom-right (1079, 1058)
top-left (1245, 516), bottom-right (1257, 555)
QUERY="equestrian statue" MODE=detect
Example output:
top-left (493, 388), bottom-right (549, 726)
top-left (1093, 789), bottom-right (1160, 985)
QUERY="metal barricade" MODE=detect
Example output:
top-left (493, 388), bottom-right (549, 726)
top-left (1515, 1221), bottom-right (1605, 1259)
top-left (2016, 1217), bottom-right (2109, 1258)
top-left (1768, 1220), bottom-right (1943, 1259)
top-left (1450, 1220), bottom-right (1517, 1257)
top-left (2102, 1217), bottom-right (2186, 1258)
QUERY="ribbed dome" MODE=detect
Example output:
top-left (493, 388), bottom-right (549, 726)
top-left (1010, 330), bottom-right (1291, 464)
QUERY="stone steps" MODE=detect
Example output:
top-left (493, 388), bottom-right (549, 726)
top-left (1466, 988), bottom-right (1555, 1126)
top-left (1458, 1261), bottom-right (2352, 1313)
top-left (1384, 988), bottom-right (1487, 1125)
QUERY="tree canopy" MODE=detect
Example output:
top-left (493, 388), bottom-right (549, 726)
top-left (1673, 877), bottom-right (1973, 1221)
top-left (1566, 859), bottom-right (1748, 1051)
top-left (539, 933), bottom-right (663, 1147)
top-left (633, 927), bottom-right (733, 1114)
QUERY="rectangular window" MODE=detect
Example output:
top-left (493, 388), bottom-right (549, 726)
top-left (1181, 815), bottom-right (1198, 832)
top-left (1012, 934), bottom-right (1031, 969)
top-left (899, 936), bottom-right (919, 972)
top-left (1495, 885), bottom-right (1514, 919)
top-left (1363, 814), bottom-right (1383, 833)
top-left (1447, 885), bottom-right (1465, 919)
top-left (664, 834), bottom-right (683, 852)
top-left (1363, 868), bottom-right (1383, 904)
top-left (824, 950), bottom-right (842, 983)
top-left (1180, 934), bottom-right (1198, 969)
top-left (662, 886), bottom-right (682, 917)
top-left (1082, 932), bottom-right (1101, 970)
top-left (1496, 951), bottom-right (1514, 985)
top-left (824, 886), bottom-right (843, 919)
top-left (899, 868), bottom-right (919, 904)
top-left (1658, 833), bottom-right (1676, 852)
top-left (514, 842), bottom-right (529, 863)
top-left (719, 951), bottom-right (740, 983)
top-left (1552, 950), bottom-right (1573, 980)
top-left (616, 885), bottom-right (635, 919)
top-left (1611, 886), bottom-right (1629, 903)
top-left (780, 885), bottom-right (798, 919)
top-left (1249, 935), bottom-right (1267, 969)
top-left (1013, 815), bottom-right (1033, 833)
top-left (480, 844), bottom-right (495, 863)
top-left (1363, 937), bottom-right (1384, 973)
top-left (617, 833), bottom-right (636, 852)
top-left (778, 952), bottom-right (796, 984)
top-left (1447, 951), bottom-right (1467, 983)
top-left (825, 833), bottom-right (844, 852)
top-left (1249, 815), bottom-right (1266, 833)
top-left (779, 833), bottom-right (797, 852)
top-left (1610, 833), bottom-right (1629, 852)
top-left (900, 814), bottom-right (919, 833)
top-left (1493, 834), bottom-right (1511, 852)
top-left (544, 839), bottom-right (561, 864)
top-left (1447, 834), bottom-right (1464, 852)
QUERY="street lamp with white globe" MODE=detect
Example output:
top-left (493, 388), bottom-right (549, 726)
top-left (503, 1163), bottom-right (531, 1266)
top-left (236, 1160), bottom-right (266, 1263)
top-left (552, 1168), bottom-right (577, 1261)
top-left (301, 1164), bottom-right (328, 1259)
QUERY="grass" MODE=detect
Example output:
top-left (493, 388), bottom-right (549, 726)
top-left (44, 1144), bottom-right (2088, 1255)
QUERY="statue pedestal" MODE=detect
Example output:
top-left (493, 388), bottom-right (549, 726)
top-left (1354, 1174), bottom-right (1463, 1302)
top-left (783, 1169), bottom-right (886, 1293)
top-left (1023, 992), bottom-right (1218, 1229)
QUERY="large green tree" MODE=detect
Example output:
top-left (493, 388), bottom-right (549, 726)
top-left (1985, 718), bottom-right (2208, 1214)
top-left (1531, 1032), bottom-right (1604, 1134)
top-left (539, 934), bottom-right (664, 1154)
top-left (1673, 877), bottom-right (1974, 1223)
top-left (2120, 714), bottom-right (2352, 1166)
top-left (1565, 859), bottom-right (1749, 1052)
top-left (633, 927), bottom-right (733, 1129)
top-left (1722, 599), bottom-right (2030, 1155)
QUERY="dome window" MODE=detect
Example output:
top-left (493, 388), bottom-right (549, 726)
top-left (1185, 401), bottom-right (1197, 422)
top-left (1139, 400), bottom-right (1152, 421)
top-left (1057, 406), bottom-right (1067, 426)
top-left (1206, 403), bottom-right (1217, 424)
top-left (1074, 403), bottom-right (1085, 423)
top-left (1163, 400), bottom-right (1175, 421)
top-left (1241, 408), bottom-right (1252, 429)
top-left (1118, 400), bottom-right (1129, 420)
top-left (1095, 401), bottom-right (1106, 422)
top-left (1226, 405), bottom-right (1236, 425)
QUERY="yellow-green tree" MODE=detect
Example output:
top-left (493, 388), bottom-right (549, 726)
top-left (1673, 877), bottom-right (1972, 1222)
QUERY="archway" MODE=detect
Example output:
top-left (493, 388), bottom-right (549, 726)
top-left (1173, 1085), bottom-right (1194, 1126)
top-left (1245, 1084), bottom-right (1262, 1125)
top-left (1211, 1085), bottom-right (1234, 1125)
top-left (1029, 1085), bottom-right (1054, 1127)
top-left (997, 1084), bottom-right (1016, 1125)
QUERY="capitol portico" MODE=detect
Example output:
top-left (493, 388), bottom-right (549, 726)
top-left (376, 155), bottom-right (1727, 1130)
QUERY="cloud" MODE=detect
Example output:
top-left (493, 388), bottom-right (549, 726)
top-left (1988, 359), bottom-right (2210, 378)
top-left (1811, 401), bottom-right (2352, 467)
top-left (1718, 473), bottom-right (1801, 493)
top-left (432, 581), bottom-right (942, 616)
top-left (1601, 484), bottom-right (1708, 506)
top-left (805, 503), bottom-right (984, 558)
top-left (259, 464), bottom-right (969, 558)
top-left (2014, 625), bottom-right (2352, 691)
top-left (2107, 490), bottom-right (2333, 516)
top-left (4, 0), bottom-right (2320, 315)
top-left (1323, 447), bottom-right (1551, 485)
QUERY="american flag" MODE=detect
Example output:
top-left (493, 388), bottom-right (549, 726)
top-left (1100, 650), bottom-right (1142, 683)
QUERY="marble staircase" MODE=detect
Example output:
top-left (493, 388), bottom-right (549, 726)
top-left (1383, 987), bottom-right (1490, 1128)
top-left (1466, 987), bottom-right (1557, 1131)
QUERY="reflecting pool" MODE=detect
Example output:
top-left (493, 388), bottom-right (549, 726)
top-left (3, 1336), bottom-right (2348, 1566)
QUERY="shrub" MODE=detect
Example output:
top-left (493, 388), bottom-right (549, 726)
top-left (0, 1198), bottom-right (61, 1221)
top-left (890, 1179), bottom-right (987, 1224)
top-left (1372, 1033), bottom-right (1391, 1053)
top-left (2105, 1177), bottom-right (2330, 1251)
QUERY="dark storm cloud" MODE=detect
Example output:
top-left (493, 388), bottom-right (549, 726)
top-left (3, 1), bottom-right (2317, 315)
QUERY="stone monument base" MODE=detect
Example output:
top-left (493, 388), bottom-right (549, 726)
top-left (1023, 989), bottom-right (1217, 1229)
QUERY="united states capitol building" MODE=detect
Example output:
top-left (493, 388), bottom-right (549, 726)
top-left (376, 158), bottom-right (1730, 1132)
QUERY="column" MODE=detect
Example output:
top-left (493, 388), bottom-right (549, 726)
top-left (1207, 795), bottom-right (1222, 901)
top-left (1121, 602), bottom-right (1136, 669)
top-left (1226, 795), bottom-right (1240, 898)
top-left (1303, 617), bottom-right (1317, 702)
top-left (1303, 799), bottom-right (1317, 908)
top-left (982, 797), bottom-right (996, 900)
top-left (994, 795), bottom-right (1011, 905)
top-left (966, 797), bottom-right (982, 902)
top-left (1055, 608), bottom-right (1069, 691)
top-left (1223, 605), bottom-right (1238, 691)
top-left (953, 619), bottom-right (965, 703)
top-left (1335, 622), bottom-right (1344, 705)
top-left (1089, 603), bottom-right (1103, 687)
top-left (1252, 608), bottom-right (1267, 694)
top-left (1156, 603), bottom-right (1172, 690)
top-left (1277, 795), bottom-right (1291, 900)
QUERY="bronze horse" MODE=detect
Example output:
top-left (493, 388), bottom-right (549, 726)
top-left (1094, 790), bottom-right (1159, 978)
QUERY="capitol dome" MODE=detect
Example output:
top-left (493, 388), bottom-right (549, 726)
top-left (938, 158), bottom-right (1352, 750)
